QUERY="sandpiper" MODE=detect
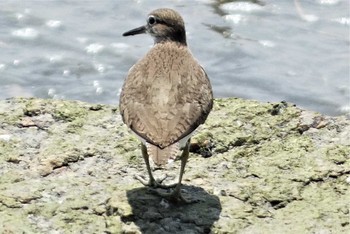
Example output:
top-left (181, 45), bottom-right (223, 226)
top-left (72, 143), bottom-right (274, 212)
top-left (120, 8), bottom-right (213, 203)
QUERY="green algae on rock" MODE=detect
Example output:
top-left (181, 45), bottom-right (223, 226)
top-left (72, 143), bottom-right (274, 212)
top-left (0, 97), bottom-right (349, 233)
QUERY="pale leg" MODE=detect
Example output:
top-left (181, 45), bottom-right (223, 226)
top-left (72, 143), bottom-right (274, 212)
top-left (154, 139), bottom-right (194, 203)
top-left (135, 143), bottom-right (174, 188)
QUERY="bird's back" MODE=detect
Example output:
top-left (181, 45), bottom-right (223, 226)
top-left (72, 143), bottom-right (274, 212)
top-left (120, 42), bottom-right (213, 149)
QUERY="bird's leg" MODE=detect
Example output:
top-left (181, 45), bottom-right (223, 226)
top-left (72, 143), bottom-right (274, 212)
top-left (169, 139), bottom-right (190, 202)
top-left (134, 143), bottom-right (156, 186)
top-left (134, 143), bottom-right (171, 188)
top-left (152, 139), bottom-right (195, 204)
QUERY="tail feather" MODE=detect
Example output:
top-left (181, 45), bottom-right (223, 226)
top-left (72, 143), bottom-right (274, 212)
top-left (146, 143), bottom-right (179, 166)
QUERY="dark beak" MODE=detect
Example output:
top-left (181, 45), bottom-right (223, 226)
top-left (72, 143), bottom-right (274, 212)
top-left (122, 25), bottom-right (147, 36)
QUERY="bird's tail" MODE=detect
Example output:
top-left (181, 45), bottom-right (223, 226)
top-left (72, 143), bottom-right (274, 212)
top-left (146, 143), bottom-right (179, 166)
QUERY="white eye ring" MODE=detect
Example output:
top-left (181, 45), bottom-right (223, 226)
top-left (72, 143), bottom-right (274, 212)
top-left (148, 15), bottom-right (157, 25)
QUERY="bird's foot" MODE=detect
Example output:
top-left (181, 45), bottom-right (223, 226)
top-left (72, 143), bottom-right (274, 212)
top-left (150, 188), bottom-right (198, 204)
top-left (134, 175), bottom-right (175, 189)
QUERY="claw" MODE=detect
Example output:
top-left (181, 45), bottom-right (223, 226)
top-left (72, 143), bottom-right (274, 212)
top-left (150, 187), bottom-right (198, 204)
top-left (134, 174), bottom-right (177, 189)
top-left (155, 174), bottom-right (168, 184)
top-left (134, 174), bottom-right (160, 187)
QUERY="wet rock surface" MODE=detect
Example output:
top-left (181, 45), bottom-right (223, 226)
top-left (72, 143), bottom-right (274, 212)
top-left (0, 97), bottom-right (349, 233)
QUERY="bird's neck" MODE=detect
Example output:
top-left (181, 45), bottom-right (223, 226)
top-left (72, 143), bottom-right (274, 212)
top-left (153, 32), bottom-right (187, 46)
top-left (154, 38), bottom-right (187, 46)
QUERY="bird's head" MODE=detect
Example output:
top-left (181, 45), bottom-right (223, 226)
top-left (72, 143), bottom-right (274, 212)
top-left (122, 8), bottom-right (187, 45)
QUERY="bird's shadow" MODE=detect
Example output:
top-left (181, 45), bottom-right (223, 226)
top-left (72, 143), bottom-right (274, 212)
top-left (124, 185), bottom-right (222, 234)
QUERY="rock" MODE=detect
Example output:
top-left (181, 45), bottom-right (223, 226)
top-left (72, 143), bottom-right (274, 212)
top-left (0, 97), bottom-right (349, 233)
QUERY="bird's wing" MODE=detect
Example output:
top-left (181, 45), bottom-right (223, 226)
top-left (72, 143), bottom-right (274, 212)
top-left (119, 47), bottom-right (213, 149)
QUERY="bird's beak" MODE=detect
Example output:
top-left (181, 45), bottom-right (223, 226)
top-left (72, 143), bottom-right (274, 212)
top-left (122, 25), bottom-right (147, 36)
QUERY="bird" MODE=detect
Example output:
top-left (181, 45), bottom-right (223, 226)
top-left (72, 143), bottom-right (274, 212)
top-left (119, 8), bottom-right (213, 203)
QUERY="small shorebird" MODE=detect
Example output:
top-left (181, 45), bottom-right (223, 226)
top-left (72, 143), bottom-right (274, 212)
top-left (120, 8), bottom-right (213, 203)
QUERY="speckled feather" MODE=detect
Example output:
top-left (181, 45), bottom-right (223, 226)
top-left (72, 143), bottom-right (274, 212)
top-left (120, 42), bottom-right (212, 146)
top-left (120, 9), bottom-right (213, 165)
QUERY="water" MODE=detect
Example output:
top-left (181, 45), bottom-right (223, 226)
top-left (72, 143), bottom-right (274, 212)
top-left (0, 0), bottom-right (349, 116)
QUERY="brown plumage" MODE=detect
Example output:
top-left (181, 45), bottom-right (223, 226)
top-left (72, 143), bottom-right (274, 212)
top-left (120, 8), bottom-right (213, 203)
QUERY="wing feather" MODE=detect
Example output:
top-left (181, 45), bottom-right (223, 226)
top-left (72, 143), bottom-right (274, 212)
top-left (120, 43), bottom-right (213, 149)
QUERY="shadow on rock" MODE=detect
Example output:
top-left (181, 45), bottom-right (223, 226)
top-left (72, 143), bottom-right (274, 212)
top-left (125, 185), bottom-right (222, 234)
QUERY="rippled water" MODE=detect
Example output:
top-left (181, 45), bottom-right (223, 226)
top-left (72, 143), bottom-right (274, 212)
top-left (0, 0), bottom-right (349, 116)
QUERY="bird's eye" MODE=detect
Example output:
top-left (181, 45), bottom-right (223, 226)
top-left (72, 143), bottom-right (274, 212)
top-left (148, 15), bottom-right (157, 25)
